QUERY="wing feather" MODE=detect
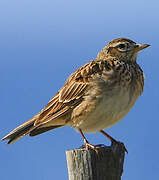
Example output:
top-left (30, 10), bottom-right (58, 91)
top-left (34, 60), bottom-right (109, 126)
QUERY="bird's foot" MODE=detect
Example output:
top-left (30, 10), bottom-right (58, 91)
top-left (81, 140), bottom-right (98, 153)
top-left (100, 130), bottom-right (128, 153)
top-left (111, 140), bottom-right (128, 153)
top-left (79, 128), bottom-right (98, 153)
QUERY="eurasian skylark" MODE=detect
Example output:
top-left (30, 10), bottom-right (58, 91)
top-left (2, 38), bottom-right (150, 150)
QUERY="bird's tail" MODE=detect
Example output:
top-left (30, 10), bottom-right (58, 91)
top-left (2, 114), bottom-right (63, 144)
top-left (2, 115), bottom-right (38, 144)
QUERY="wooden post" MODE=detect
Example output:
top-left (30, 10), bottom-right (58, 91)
top-left (66, 143), bottom-right (126, 180)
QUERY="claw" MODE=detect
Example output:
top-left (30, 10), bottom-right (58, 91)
top-left (117, 142), bottom-right (128, 153)
top-left (79, 129), bottom-right (98, 153)
top-left (100, 130), bottom-right (128, 153)
top-left (83, 140), bottom-right (98, 153)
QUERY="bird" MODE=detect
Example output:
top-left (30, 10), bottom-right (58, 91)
top-left (2, 38), bottom-right (150, 151)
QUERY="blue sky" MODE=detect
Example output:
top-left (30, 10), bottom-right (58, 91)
top-left (1, 0), bottom-right (158, 179)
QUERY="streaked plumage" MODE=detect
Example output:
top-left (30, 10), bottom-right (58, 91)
top-left (2, 38), bottom-right (150, 146)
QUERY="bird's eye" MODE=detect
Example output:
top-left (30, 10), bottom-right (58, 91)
top-left (117, 44), bottom-right (126, 49)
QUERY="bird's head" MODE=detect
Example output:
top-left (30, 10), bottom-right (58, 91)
top-left (97, 38), bottom-right (150, 62)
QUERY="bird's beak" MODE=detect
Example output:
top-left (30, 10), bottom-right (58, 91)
top-left (135, 44), bottom-right (150, 52)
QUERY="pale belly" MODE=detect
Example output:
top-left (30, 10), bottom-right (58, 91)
top-left (71, 87), bottom-right (140, 133)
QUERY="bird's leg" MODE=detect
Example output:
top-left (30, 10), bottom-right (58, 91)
top-left (100, 130), bottom-right (117, 143)
top-left (100, 130), bottom-right (128, 153)
top-left (79, 129), bottom-right (98, 153)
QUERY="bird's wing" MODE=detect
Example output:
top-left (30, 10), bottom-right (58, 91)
top-left (34, 59), bottom-right (114, 126)
top-left (34, 59), bottom-right (117, 126)
top-left (34, 62), bottom-right (92, 126)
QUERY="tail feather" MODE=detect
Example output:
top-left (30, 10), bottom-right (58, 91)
top-left (29, 125), bottom-right (63, 136)
top-left (2, 118), bottom-right (37, 144)
top-left (2, 115), bottom-right (64, 144)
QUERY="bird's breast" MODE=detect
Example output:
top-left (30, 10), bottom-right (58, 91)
top-left (71, 81), bottom-right (141, 133)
